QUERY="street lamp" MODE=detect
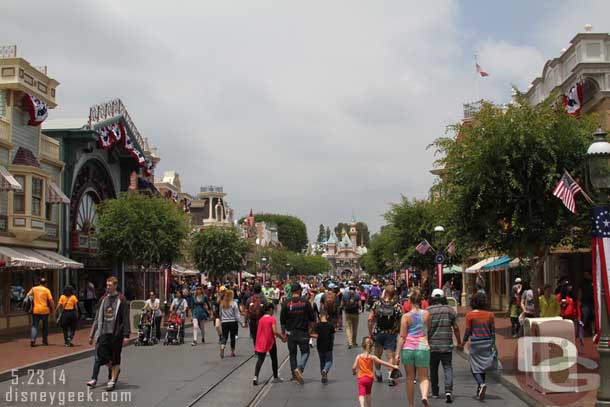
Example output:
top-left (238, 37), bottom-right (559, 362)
top-left (433, 225), bottom-right (446, 289)
top-left (585, 128), bottom-right (610, 407)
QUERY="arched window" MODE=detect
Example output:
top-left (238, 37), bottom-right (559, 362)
top-left (582, 77), bottom-right (600, 106)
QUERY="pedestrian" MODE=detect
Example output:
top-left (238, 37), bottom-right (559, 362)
top-left (368, 279), bottom-right (381, 308)
top-left (253, 303), bottom-right (286, 385)
top-left (335, 285), bottom-right (344, 331)
top-left (85, 279), bottom-right (96, 320)
top-left (313, 311), bottom-right (335, 384)
top-left (87, 276), bottom-right (130, 391)
top-left (191, 287), bottom-right (210, 345)
top-left (367, 284), bottom-right (403, 386)
top-left (144, 291), bottom-right (163, 341)
top-left (343, 284), bottom-right (361, 349)
top-left (245, 285), bottom-right (268, 347)
top-left (57, 285), bottom-right (78, 347)
top-left (509, 281), bottom-right (521, 337)
top-left (170, 290), bottom-right (189, 344)
top-left (427, 288), bottom-right (463, 403)
top-left (395, 287), bottom-right (431, 407)
top-left (558, 283), bottom-right (583, 347)
top-left (359, 286), bottom-right (367, 313)
top-left (578, 271), bottom-right (594, 334)
top-left (539, 284), bottom-right (560, 318)
top-left (352, 337), bottom-right (399, 407)
top-left (321, 285), bottom-right (338, 327)
top-left (272, 282), bottom-right (281, 310)
top-left (219, 288), bottom-right (244, 358)
top-left (280, 282), bottom-right (316, 384)
top-left (463, 292), bottom-right (495, 401)
top-left (27, 277), bottom-right (55, 347)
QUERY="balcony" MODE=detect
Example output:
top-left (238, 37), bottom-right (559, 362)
top-left (39, 135), bottom-right (61, 166)
top-left (200, 186), bottom-right (224, 193)
top-left (41, 222), bottom-right (58, 241)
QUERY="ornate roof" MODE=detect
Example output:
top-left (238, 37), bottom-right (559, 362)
top-left (340, 233), bottom-right (353, 248)
top-left (327, 230), bottom-right (338, 245)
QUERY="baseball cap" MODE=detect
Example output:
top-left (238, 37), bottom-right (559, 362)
top-left (431, 288), bottom-right (445, 297)
top-left (291, 282), bottom-right (302, 293)
top-left (515, 278), bottom-right (522, 283)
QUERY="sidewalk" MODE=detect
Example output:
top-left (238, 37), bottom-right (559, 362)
top-left (456, 307), bottom-right (598, 407)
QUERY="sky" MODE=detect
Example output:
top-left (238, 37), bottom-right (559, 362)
top-left (2, 0), bottom-right (609, 241)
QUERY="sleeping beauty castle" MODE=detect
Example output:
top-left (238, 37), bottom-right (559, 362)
top-left (322, 218), bottom-right (367, 278)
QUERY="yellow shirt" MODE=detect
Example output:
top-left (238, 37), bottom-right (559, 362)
top-left (539, 295), bottom-right (560, 318)
top-left (58, 295), bottom-right (78, 311)
top-left (27, 285), bottom-right (53, 315)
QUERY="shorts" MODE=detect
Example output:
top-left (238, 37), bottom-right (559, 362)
top-left (96, 334), bottom-right (124, 366)
top-left (401, 349), bottom-right (430, 368)
top-left (374, 332), bottom-right (397, 351)
top-left (358, 376), bottom-right (374, 396)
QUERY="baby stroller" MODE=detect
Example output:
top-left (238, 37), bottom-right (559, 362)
top-left (163, 313), bottom-right (182, 345)
top-left (136, 309), bottom-right (157, 346)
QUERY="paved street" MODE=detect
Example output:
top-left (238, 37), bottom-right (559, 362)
top-left (0, 313), bottom-right (528, 407)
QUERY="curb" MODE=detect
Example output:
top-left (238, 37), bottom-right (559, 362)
top-left (455, 350), bottom-right (546, 407)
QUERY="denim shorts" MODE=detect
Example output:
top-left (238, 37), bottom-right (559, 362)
top-left (374, 332), bottom-right (397, 351)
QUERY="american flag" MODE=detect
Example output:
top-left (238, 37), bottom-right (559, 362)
top-left (590, 205), bottom-right (610, 343)
top-left (415, 240), bottom-right (431, 255)
top-left (476, 63), bottom-right (489, 77)
top-left (446, 240), bottom-right (456, 255)
top-left (552, 171), bottom-right (583, 213)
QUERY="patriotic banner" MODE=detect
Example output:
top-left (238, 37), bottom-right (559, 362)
top-left (591, 206), bottom-right (610, 344)
top-left (446, 240), bottom-right (456, 255)
top-left (184, 198), bottom-right (191, 213)
top-left (238, 270), bottom-right (242, 290)
top-left (404, 269), bottom-right (409, 285)
top-left (563, 82), bottom-right (583, 116)
top-left (97, 127), bottom-right (113, 150)
top-left (435, 263), bottom-right (443, 289)
top-left (394, 270), bottom-right (397, 287)
top-left (109, 122), bottom-right (122, 143)
top-left (416, 240), bottom-right (431, 255)
top-left (553, 171), bottom-right (583, 213)
top-left (163, 267), bottom-right (171, 305)
top-left (476, 63), bottom-right (489, 77)
top-left (24, 94), bottom-right (48, 126)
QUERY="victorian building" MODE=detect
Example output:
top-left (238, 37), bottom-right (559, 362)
top-left (190, 185), bottom-right (234, 230)
top-left (323, 219), bottom-right (367, 278)
top-left (0, 46), bottom-right (81, 331)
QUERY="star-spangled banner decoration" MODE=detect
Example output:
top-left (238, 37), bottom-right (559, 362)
top-left (590, 206), bottom-right (610, 344)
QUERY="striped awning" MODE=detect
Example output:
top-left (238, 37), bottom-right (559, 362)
top-left (0, 246), bottom-right (61, 269)
top-left (0, 165), bottom-right (21, 191)
top-left (47, 180), bottom-right (70, 204)
top-left (35, 249), bottom-right (83, 269)
top-left (465, 257), bottom-right (499, 274)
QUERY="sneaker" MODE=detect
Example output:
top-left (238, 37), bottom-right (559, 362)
top-left (191, 341), bottom-right (197, 346)
top-left (347, 344), bottom-right (352, 349)
top-left (86, 380), bottom-right (97, 388)
top-left (293, 368), bottom-right (304, 384)
top-left (65, 343), bottom-right (70, 347)
top-left (106, 381), bottom-right (115, 392)
top-left (230, 351), bottom-right (236, 357)
top-left (30, 341), bottom-right (35, 347)
top-left (390, 368), bottom-right (402, 379)
top-left (42, 341), bottom-right (49, 346)
top-left (68, 342), bottom-right (74, 347)
top-left (272, 377), bottom-right (284, 384)
top-left (478, 384), bottom-right (487, 401)
top-left (445, 392), bottom-right (453, 403)
top-left (388, 378), bottom-right (397, 387)
top-left (202, 339), bottom-right (205, 344)
top-left (375, 372), bottom-right (383, 383)
top-left (253, 377), bottom-right (258, 386)
top-left (220, 348), bottom-right (225, 359)
top-left (290, 377), bottom-right (299, 384)
top-left (431, 393), bottom-right (440, 399)
top-left (321, 370), bottom-right (328, 384)
top-left (422, 399), bottom-right (430, 406)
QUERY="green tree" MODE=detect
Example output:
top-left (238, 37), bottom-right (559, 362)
top-left (96, 192), bottom-right (190, 268)
top-left (192, 227), bottom-right (251, 280)
top-left (334, 222), bottom-right (371, 246)
top-left (239, 213), bottom-right (308, 252)
top-left (317, 224), bottom-right (326, 243)
top-left (325, 226), bottom-right (331, 240)
top-left (432, 97), bottom-right (597, 285)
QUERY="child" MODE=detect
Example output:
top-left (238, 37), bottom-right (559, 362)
top-left (352, 337), bottom-right (399, 407)
top-left (312, 311), bottom-right (335, 384)
top-left (168, 310), bottom-right (182, 326)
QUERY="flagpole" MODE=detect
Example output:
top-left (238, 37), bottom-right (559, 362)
top-left (474, 53), bottom-right (480, 101)
top-left (564, 169), bottom-right (595, 205)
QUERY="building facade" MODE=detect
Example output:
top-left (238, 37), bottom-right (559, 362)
top-left (190, 186), bottom-right (234, 230)
top-left (323, 220), bottom-right (367, 278)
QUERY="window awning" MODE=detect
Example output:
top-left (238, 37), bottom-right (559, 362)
top-left (481, 255), bottom-right (512, 271)
top-left (465, 257), bottom-right (499, 274)
top-left (0, 246), bottom-right (61, 269)
top-left (47, 180), bottom-right (70, 204)
top-left (0, 165), bottom-right (22, 191)
top-left (171, 264), bottom-right (198, 276)
top-left (443, 265), bottom-right (463, 274)
top-left (35, 249), bottom-right (83, 269)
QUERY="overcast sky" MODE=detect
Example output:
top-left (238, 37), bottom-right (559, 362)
top-left (2, 1), bottom-right (608, 241)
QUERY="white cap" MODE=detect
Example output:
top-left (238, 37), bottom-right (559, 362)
top-left (515, 278), bottom-right (522, 283)
top-left (432, 288), bottom-right (445, 297)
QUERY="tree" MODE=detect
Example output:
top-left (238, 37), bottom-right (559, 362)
top-left (97, 192), bottom-right (190, 268)
top-left (192, 227), bottom-right (251, 280)
top-left (325, 226), bottom-right (331, 240)
top-left (432, 97), bottom-right (597, 285)
top-left (317, 224), bottom-right (326, 243)
top-left (334, 222), bottom-right (371, 246)
top-left (238, 213), bottom-right (308, 252)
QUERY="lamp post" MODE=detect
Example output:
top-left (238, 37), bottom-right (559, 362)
top-left (434, 225), bottom-right (446, 289)
top-left (585, 128), bottom-right (610, 407)
top-left (261, 257), bottom-right (267, 284)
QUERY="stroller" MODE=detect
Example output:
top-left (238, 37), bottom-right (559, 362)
top-left (163, 312), bottom-right (182, 345)
top-left (136, 309), bottom-right (157, 346)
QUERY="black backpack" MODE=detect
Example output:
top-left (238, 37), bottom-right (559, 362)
top-left (344, 291), bottom-right (360, 312)
top-left (376, 300), bottom-right (399, 331)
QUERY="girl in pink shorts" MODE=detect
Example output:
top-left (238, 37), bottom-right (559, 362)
top-left (352, 337), bottom-right (399, 407)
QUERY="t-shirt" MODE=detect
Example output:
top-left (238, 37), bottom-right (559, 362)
top-left (284, 284), bottom-right (292, 299)
top-left (315, 321), bottom-right (335, 352)
top-left (427, 304), bottom-right (457, 352)
top-left (255, 315), bottom-right (277, 353)
top-left (27, 285), bottom-right (53, 315)
top-left (273, 288), bottom-right (280, 300)
top-left (101, 294), bottom-right (119, 335)
top-left (463, 310), bottom-right (494, 342)
top-left (523, 289), bottom-right (535, 314)
top-left (539, 295), bottom-right (560, 318)
top-left (86, 283), bottom-right (96, 300)
top-left (58, 295), bottom-right (78, 311)
top-left (262, 287), bottom-right (275, 302)
top-left (145, 298), bottom-right (162, 317)
top-left (171, 298), bottom-right (188, 315)
top-left (280, 296), bottom-right (315, 333)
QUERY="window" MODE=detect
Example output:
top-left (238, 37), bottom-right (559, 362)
top-left (9, 270), bottom-right (29, 313)
top-left (32, 177), bottom-right (43, 217)
top-left (13, 175), bottom-right (25, 214)
top-left (45, 202), bottom-right (54, 222)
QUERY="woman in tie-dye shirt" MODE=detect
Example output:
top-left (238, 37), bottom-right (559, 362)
top-left (395, 288), bottom-right (431, 407)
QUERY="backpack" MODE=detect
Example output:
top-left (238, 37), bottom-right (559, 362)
top-left (248, 295), bottom-right (264, 320)
top-left (376, 300), bottom-right (399, 331)
top-left (369, 286), bottom-right (381, 298)
top-left (324, 292), bottom-right (336, 313)
top-left (344, 291), bottom-right (360, 312)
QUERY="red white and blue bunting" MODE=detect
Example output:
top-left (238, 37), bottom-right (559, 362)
top-left (24, 94), bottom-right (48, 126)
top-left (96, 120), bottom-right (151, 172)
top-left (563, 82), bottom-right (583, 116)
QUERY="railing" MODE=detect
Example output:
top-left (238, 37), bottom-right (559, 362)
top-left (463, 101), bottom-right (482, 119)
top-left (0, 45), bottom-right (16, 59)
top-left (44, 223), bottom-right (58, 240)
top-left (0, 117), bottom-right (9, 145)
top-left (200, 186), bottom-right (224, 193)
top-left (39, 135), bottom-right (60, 161)
top-left (87, 98), bottom-right (145, 149)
